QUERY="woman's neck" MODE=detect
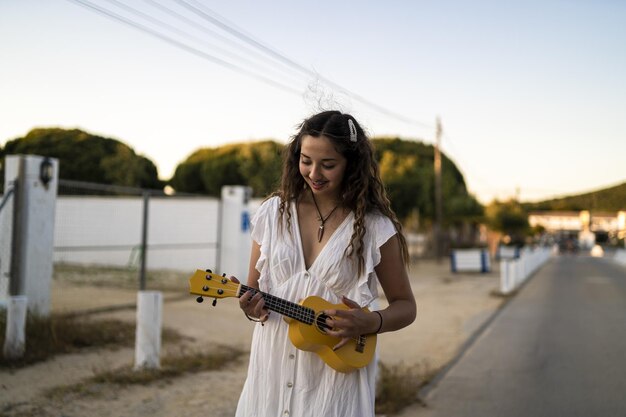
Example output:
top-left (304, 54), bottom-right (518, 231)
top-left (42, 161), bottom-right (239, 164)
top-left (302, 190), bottom-right (341, 213)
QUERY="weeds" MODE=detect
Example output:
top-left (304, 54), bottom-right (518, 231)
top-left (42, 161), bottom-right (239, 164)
top-left (45, 347), bottom-right (243, 399)
top-left (0, 312), bottom-right (181, 368)
top-left (375, 361), bottom-right (436, 415)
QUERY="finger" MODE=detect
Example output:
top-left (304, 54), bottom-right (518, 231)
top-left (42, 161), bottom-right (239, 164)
top-left (239, 290), bottom-right (255, 309)
top-left (332, 337), bottom-right (350, 351)
top-left (341, 296), bottom-right (361, 309)
top-left (230, 276), bottom-right (240, 284)
top-left (253, 298), bottom-right (266, 317)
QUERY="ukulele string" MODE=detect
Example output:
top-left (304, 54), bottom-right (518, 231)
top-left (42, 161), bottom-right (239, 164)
top-left (209, 287), bottom-right (366, 342)
top-left (215, 288), bottom-right (315, 323)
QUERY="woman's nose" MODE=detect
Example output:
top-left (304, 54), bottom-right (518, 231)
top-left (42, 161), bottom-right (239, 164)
top-left (309, 164), bottom-right (323, 180)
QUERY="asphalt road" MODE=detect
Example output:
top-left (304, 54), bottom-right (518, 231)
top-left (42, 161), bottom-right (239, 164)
top-left (418, 255), bottom-right (626, 417)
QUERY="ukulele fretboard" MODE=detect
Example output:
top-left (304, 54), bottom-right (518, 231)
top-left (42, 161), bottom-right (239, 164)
top-left (238, 284), bottom-right (315, 325)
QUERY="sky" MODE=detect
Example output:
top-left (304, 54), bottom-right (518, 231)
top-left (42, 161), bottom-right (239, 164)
top-left (1, 0), bottom-right (625, 204)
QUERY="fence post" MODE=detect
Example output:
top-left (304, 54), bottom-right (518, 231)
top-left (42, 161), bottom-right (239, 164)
top-left (2, 155), bottom-right (58, 315)
top-left (3, 295), bottom-right (28, 359)
top-left (134, 290), bottom-right (162, 370)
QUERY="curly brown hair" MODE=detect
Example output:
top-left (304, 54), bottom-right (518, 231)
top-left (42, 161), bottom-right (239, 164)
top-left (272, 110), bottom-right (409, 274)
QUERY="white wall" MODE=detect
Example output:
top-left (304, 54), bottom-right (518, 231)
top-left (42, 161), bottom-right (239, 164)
top-left (54, 196), bottom-right (221, 271)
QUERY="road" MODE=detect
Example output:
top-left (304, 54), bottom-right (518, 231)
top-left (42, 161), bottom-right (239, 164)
top-left (407, 255), bottom-right (626, 417)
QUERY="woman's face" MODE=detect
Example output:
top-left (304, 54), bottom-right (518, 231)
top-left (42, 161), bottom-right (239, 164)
top-left (299, 135), bottom-right (347, 200)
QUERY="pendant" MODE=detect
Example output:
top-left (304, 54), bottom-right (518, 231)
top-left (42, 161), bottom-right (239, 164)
top-left (318, 225), bottom-right (324, 242)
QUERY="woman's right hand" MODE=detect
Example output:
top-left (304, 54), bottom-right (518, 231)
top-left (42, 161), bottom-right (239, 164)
top-left (232, 276), bottom-right (270, 323)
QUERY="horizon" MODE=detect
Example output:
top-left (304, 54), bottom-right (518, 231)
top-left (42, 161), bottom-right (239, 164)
top-left (5, 124), bottom-right (626, 206)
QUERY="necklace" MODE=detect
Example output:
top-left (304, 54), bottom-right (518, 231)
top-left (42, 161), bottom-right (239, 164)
top-left (310, 191), bottom-right (340, 243)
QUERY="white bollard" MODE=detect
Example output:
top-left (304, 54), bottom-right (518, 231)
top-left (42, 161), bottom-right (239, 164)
top-left (3, 295), bottom-right (28, 359)
top-left (499, 260), bottom-right (508, 294)
top-left (134, 291), bottom-right (162, 370)
top-left (500, 259), bottom-right (517, 294)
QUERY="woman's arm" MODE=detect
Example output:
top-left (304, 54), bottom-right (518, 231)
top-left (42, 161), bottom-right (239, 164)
top-left (324, 234), bottom-right (416, 346)
top-left (235, 241), bottom-right (269, 321)
top-left (373, 234), bottom-right (417, 333)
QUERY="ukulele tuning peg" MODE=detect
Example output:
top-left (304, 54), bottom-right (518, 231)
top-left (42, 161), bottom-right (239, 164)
top-left (222, 273), bottom-right (226, 277)
top-left (205, 269), bottom-right (212, 273)
top-left (196, 296), bottom-right (204, 303)
top-left (212, 299), bottom-right (217, 307)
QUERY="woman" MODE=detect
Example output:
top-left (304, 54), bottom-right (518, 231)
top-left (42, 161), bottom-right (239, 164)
top-left (235, 110), bottom-right (416, 417)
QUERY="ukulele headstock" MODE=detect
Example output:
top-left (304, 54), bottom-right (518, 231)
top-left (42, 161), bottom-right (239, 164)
top-left (188, 269), bottom-right (240, 303)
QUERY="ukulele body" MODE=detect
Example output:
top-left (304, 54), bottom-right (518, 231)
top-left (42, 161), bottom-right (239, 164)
top-left (287, 296), bottom-right (377, 373)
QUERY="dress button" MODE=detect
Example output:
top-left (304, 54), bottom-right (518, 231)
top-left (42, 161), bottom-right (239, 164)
top-left (289, 354), bottom-right (295, 359)
top-left (284, 411), bottom-right (290, 416)
top-left (304, 271), bottom-right (310, 278)
top-left (287, 382), bottom-right (293, 388)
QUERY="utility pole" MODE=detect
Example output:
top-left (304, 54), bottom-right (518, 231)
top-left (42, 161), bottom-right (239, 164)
top-left (434, 117), bottom-right (443, 260)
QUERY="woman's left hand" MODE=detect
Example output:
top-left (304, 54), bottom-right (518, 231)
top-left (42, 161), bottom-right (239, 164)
top-left (323, 296), bottom-right (380, 351)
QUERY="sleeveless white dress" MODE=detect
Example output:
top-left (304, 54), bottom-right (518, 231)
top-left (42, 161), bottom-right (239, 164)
top-left (235, 196), bottom-right (397, 417)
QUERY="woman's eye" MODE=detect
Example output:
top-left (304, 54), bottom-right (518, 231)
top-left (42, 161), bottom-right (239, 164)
top-left (323, 165), bottom-right (335, 170)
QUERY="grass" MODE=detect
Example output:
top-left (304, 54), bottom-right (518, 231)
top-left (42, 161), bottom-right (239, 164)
top-left (375, 361), bottom-right (437, 415)
top-left (53, 263), bottom-right (190, 292)
top-left (45, 346), bottom-right (243, 400)
top-left (0, 311), bottom-right (181, 368)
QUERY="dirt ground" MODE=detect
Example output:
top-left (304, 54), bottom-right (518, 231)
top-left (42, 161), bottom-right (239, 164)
top-left (0, 259), bottom-right (504, 417)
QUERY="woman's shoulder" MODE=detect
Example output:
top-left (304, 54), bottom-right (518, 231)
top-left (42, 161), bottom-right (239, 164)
top-left (364, 210), bottom-right (397, 242)
top-left (254, 195), bottom-right (292, 219)
top-left (364, 208), bottom-right (392, 225)
top-left (261, 195), bottom-right (281, 207)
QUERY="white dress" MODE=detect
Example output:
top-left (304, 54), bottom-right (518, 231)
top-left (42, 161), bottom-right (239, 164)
top-left (235, 196), bottom-right (397, 417)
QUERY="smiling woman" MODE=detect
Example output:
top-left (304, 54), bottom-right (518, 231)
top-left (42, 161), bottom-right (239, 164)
top-left (229, 110), bottom-right (417, 417)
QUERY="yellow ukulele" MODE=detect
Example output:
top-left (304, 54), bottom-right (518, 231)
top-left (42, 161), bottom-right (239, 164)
top-left (189, 269), bottom-right (376, 373)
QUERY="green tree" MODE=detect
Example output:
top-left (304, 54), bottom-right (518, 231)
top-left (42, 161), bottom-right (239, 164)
top-left (485, 199), bottom-right (530, 244)
top-left (170, 136), bottom-right (483, 227)
top-left (170, 141), bottom-right (282, 198)
top-left (0, 128), bottom-right (162, 192)
top-left (374, 137), bottom-right (483, 226)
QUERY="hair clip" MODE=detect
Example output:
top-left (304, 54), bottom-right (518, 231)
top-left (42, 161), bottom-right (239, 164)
top-left (348, 119), bottom-right (357, 142)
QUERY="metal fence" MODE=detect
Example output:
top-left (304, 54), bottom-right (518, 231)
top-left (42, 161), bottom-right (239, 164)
top-left (54, 179), bottom-right (221, 292)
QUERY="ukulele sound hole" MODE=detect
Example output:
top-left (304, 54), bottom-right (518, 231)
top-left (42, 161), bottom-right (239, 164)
top-left (315, 313), bottom-right (333, 333)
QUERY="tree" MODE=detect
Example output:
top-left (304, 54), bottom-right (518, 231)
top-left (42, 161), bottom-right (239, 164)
top-left (170, 141), bottom-right (282, 198)
top-left (485, 199), bottom-right (530, 245)
top-left (0, 128), bottom-right (162, 192)
top-left (374, 137), bottom-right (483, 227)
top-left (170, 136), bottom-right (483, 228)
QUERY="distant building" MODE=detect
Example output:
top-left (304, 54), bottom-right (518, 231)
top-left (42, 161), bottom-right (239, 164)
top-left (528, 210), bottom-right (626, 247)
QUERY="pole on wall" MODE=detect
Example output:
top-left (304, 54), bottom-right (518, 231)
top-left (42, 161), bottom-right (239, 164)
top-left (434, 117), bottom-right (443, 260)
top-left (139, 191), bottom-right (149, 291)
top-left (9, 158), bottom-right (27, 296)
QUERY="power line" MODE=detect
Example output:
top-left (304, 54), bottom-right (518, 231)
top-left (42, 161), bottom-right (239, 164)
top-left (100, 0), bottom-right (306, 86)
top-left (67, 0), bottom-right (434, 129)
top-left (170, 0), bottom-right (434, 130)
top-left (66, 0), bottom-right (303, 95)
top-left (140, 0), bottom-right (305, 83)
